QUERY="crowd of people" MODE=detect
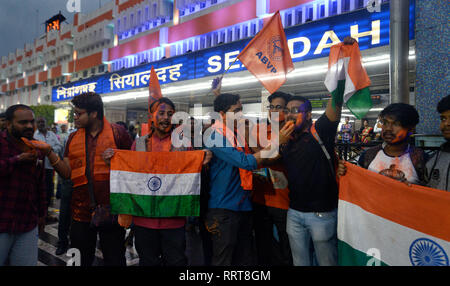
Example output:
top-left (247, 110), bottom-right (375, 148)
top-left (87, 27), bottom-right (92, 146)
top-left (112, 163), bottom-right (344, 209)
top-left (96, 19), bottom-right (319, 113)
top-left (0, 90), bottom-right (448, 267)
top-left (337, 116), bottom-right (381, 144)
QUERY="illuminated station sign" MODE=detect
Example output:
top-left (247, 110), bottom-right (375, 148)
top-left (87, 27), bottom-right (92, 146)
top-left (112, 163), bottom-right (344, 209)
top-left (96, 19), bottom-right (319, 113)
top-left (53, 2), bottom-right (415, 102)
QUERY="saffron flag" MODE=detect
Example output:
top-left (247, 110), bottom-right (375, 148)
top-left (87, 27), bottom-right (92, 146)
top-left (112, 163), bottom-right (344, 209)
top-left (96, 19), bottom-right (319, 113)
top-left (148, 66), bottom-right (162, 132)
top-left (110, 150), bottom-right (205, 217)
top-left (324, 41), bottom-right (372, 119)
top-left (338, 163), bottom-right (450, 266)
top-left (237, 11), bottom-right (294, 94)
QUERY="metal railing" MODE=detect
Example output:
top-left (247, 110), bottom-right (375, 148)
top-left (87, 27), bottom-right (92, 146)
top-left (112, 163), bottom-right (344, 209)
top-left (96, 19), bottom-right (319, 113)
top-left (335, 141), bottom-right (442, 163)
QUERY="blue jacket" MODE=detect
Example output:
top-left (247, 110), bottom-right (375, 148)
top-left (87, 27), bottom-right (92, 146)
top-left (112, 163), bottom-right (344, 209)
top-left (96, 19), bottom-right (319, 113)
top-left (206, 131), bottom-right (257, 211)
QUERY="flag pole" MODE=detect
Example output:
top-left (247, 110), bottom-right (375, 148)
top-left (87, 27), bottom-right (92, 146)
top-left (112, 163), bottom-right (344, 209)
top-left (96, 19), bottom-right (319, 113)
top-left (205, 12), bottom-right (276, 97)
top-left (205, 56), bottom-right (240, 97)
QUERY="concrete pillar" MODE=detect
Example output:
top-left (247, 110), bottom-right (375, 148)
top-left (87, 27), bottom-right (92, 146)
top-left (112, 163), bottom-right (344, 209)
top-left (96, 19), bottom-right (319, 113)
top-left (389, 0), bottom-right (410, 104)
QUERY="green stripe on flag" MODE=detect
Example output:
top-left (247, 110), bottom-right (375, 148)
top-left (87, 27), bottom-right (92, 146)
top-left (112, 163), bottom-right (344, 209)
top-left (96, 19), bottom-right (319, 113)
top-left (110, 193), bottom-right (200, 217)
top-left (331, 80), bottom-right (346, 108)
top-left (338, 240), bottom-right (388, 266)
top-left (346, 87), bottom-right (372, 119)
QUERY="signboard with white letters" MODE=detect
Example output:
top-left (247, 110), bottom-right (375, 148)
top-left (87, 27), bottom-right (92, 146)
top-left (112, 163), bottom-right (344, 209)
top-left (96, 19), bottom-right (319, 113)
top-left (52, 1), bottom-right (415, 102)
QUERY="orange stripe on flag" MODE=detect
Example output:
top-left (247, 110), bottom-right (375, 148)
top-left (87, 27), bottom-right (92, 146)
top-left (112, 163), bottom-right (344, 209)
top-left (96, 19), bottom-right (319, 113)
top-left (111, 149), bottom-right (204, 175)
top-left (339, 163), bottom-right (450, 242)
top-left (237, 11), bottom-right (294, 94)
top-left (328, 42), bottom-right (371, 90)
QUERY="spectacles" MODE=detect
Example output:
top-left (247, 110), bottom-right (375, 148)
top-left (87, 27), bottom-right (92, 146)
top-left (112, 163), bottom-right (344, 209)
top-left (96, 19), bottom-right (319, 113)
top-left (284, 108), bottom-right (303, 115)
top-left (266, 105), bottom-right (288, 112)
top-left (73, 110), bottom-right (87, 118)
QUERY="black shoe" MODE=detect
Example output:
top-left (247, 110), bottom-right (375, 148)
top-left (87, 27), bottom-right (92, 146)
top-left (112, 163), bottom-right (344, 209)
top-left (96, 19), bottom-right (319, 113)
top-left (55, 244), bottom-right (68, 256)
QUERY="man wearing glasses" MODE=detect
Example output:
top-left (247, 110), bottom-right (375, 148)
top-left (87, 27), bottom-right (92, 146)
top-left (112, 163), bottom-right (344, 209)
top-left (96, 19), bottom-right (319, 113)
top-left (281, 95), bottom-right (342, 266)
top-left (204, 93), bottom-right (294, 266)
top-left (29, 92), bottom-right (133, 266)
top-left (251, 91), bottom-right (293, 266)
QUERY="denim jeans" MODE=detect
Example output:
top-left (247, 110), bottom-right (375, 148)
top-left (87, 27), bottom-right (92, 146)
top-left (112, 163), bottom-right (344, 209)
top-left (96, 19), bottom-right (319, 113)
top-left (0, 226), bottom-right (38, 266)
top-left (286, 208), bottom-right (338, 266)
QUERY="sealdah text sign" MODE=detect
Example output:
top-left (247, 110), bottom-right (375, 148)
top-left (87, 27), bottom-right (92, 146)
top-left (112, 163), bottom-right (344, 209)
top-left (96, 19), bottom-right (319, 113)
top-left (52, 2), bottom-right (414, 102)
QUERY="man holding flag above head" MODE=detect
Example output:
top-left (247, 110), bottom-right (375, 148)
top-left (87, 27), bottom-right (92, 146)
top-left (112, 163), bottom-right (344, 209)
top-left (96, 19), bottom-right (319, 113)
top-left (275, 37), bottom-right (360, 266)
top-left (104, 66), bottom-right (213, 266)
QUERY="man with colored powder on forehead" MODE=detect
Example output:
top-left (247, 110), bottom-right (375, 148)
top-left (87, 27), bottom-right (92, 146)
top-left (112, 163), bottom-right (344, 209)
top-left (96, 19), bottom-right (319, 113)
top-left (338, 103), bottom-right (427, 185)
top-left (279, 92), bottom-right (343, 266)
top-left (105, 97), bottom-right (213, 266)
top-left (275, 36), bottom-right (359, 267)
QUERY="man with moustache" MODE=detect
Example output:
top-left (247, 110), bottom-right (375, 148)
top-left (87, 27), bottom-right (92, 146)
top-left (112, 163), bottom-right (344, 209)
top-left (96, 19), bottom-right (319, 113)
top-left (108, 97), bottom-right (212, 266)
top-left (425, 95), bottom-right (450, 191)
top-left (281, 94), bottom-right (342, 266)
top-left (0, 105), bottom-right (47, 266)
top-left (337, 103), bottom-right (427, 185)
top-left (62, 92), bottom-right (132, 266)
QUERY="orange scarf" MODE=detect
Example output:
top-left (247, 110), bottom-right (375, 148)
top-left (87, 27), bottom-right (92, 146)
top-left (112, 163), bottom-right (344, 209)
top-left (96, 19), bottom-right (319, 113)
top-left (211, 121), bottom-right (253, 191)
top-left (69, 118), bottom-right (117, 187)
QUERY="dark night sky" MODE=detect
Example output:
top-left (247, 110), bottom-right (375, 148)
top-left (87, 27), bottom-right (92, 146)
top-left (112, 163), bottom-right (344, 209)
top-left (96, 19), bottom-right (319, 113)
top-left (0, 0), bottom-right (113, 58)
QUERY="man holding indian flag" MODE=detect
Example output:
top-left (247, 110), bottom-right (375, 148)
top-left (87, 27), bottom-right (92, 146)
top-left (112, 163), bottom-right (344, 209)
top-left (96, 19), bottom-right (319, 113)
top-left (102, 66), bottom-right (213, 266)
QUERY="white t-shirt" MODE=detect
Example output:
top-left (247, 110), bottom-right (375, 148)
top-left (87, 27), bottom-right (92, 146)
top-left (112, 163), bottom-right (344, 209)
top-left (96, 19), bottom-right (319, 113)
top-left (373, 119), bottom-right (382, 133)
top-left (367, 148), bottom-right (419, 184)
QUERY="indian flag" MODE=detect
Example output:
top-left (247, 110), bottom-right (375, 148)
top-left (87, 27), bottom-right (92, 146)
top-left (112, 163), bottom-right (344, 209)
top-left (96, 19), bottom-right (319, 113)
top-left (110, 149), bottom-right (204, 217)
top-left (338, 163), bottom-right (450, 266)
top-left (324, 42), bottom-right (372, 119)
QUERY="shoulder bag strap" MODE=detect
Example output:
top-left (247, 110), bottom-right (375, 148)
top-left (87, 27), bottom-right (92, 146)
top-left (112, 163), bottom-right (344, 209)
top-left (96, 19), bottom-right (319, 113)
top-left (310, 123), bottom-right (336, 179)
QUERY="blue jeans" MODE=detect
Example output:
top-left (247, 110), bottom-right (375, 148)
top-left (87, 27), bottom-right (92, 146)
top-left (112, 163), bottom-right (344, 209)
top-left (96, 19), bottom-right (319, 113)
top-left (0, 226), bottom-right (38, 266)
top-left (286, 208), bottom-right (338, 266)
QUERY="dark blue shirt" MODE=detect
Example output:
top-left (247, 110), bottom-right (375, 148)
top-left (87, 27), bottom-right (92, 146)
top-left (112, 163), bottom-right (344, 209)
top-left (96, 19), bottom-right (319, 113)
top-left (281, 114), bottom-right (339, 212)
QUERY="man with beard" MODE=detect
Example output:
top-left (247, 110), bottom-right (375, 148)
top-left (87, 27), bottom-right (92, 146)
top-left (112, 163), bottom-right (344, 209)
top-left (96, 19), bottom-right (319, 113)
top-left (338, 103), bottom-right (426, 185)
top-left (281, 95), bottom-right (342, 266)
top-left (425, 95), bottom-right (450, 191)
top-left (61, 92), bottom-right (132, 266)
top-left (107, 97), bottom-right (212, 266)
top-left (0, 105), bottom-right (46, 266)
